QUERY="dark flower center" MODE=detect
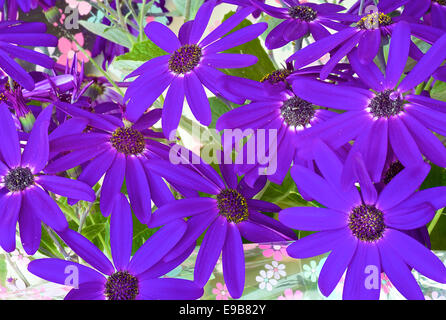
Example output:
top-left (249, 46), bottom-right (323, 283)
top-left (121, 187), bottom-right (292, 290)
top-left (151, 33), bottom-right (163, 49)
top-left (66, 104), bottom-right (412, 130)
top-left (349, 204), bottom-right (386, 242)
top-left (260, 69), bottom-right (291, 85)
top-left (4, 167), bottom-right (34, 192)
top-left (168, 44), bottom-right (202, 74)
top-left (434, 0), bottom-right (446, 5)
top-left (217, 189), bottom-right (249, 223)
top-left (382, 161), bottom-right (405, 184)
top-left (58, 92), bottom-right (72, 103)
top-left (357, 12), bottom-right (393, 29)
top-left (110, 127), bottom-right (145, 155)
top-left (368, 89), bottom-right (404, 118)
top-left (105, 271), bottom-right (139, 300)
top-left (280, 96), bottom-right (315, 128)
top-left (288, 5), bottom-right (317, 22)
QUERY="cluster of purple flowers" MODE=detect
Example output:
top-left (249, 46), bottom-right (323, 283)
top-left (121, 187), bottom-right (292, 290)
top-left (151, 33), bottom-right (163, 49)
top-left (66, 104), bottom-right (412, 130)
top-left (1, 0), bottom-right (446, 300)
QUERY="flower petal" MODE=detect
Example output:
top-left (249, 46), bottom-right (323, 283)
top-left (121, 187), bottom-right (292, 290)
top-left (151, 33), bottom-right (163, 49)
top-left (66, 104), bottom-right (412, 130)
top-left (222, 223), bottom-right (245, 299)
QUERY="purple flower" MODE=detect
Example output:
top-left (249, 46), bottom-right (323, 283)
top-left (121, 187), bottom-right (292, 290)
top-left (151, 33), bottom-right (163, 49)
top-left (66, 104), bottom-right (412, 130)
top-left (0, 0), bottom-right (55, 14)
top-left (28, 194), bottom-right (203, 300)
top-left (0, 104), bottom-right (95, 255)
top-left (279, 140), bottom-right (446, 299)
top-left (0, 21), bottom-right (57, 90)
top-left (287, 1), bottom-right (443, 79)
top-left (45, 104), bottom-right (174, 224)
top-left (145, 150), bottom-right (297, 299)
top-left (292, 26), bottom-right (446, 186)
top-left (250, 0), bottom-right (356, 49)
top-left (124, 0), bottom-right (267, 137)
top-left (216, 75), bottom-right (343, 187)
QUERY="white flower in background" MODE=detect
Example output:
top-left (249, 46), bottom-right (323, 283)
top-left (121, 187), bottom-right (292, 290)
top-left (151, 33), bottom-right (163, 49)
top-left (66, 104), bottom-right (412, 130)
top-left (425, 291), bottom-right (446, 300)
top-left (256, 270), bottom-right (277, 291)
top-left (265, 261), bottom-right (286, 280)
top-left (302, 260), bottom-right (319, 282)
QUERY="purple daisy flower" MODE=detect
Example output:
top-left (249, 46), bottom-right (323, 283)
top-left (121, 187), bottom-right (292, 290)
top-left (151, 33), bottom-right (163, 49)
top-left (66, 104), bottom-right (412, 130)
top-left (28, 194), bottom-right (203, 300)
top-left (0, 0), bottom-right (55, 15)
top-left (145, 149), bottom-right (297, 299)
top-left (211, 0), bottom-right (264, 19)
top-left (279, 140), bottom-right (446, 300)
top-left (44, 104), bottom-right (174, 224)
top-left (292, 25), bottom-right (446, 186)
top-left (124, 0), bottom-right (267, 137)
top-left (216, 75), bottom-right (342, 187)
top-left (286, 1), bottom-right (443, 79)
top-left (0, 20), bottom-right (57, 90)
top-left (0, 104), bottom-right (95, 255)
top-left (250, 0), bottom-right (357, 49)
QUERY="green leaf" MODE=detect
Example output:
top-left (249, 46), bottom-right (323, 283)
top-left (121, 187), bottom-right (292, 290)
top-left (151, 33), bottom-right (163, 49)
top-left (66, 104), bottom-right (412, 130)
top-left (132, 212), bottom-right (158, 255)
top-left (420, 163), bottom-right (446, 190)
top-left (38, 226), bottom-right (64, 259)
top-left (116, 40), bottom-right (167, 62)
top-left (209, 97), bottom-right (231, 129)
top-left (431, 81), bottom-right (446, 102)
top-left (220, 11), bottom-right (275, 81)
top-left (57, 197), bottom-right (79, 223)
top-left (428, 210), bottom-right (446, 250)
top-left (81, 223), bottom-right (106, 242)
top-left (79, 21), bottom-right (136, 49)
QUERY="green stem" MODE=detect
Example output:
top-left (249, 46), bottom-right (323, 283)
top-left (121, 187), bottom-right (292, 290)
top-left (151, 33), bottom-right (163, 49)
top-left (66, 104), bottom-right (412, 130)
top-left (415, 81), bottom-right (426, 95)
top-left (73, 38), bottom-right (124, 97)
top-left (5, 253), bottom-right (30, 287)
top-left (78, 188), bottom-right (102, 233)
top-left (424, 76), bottom-right (435, 92)
top-left (428, 209), bottom-right (443, 234)
top-left (139, 0), bottom-right (147, 42)
top-left (359, 0), bottom-right (365, 15)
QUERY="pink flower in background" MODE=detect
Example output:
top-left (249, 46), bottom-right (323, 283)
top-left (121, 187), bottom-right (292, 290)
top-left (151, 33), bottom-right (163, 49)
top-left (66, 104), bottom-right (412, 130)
top-left (278, 288), bottom-right (303, 300)
top-left (381, 274), bottom-right (394, 295)
top-left (212, 282), bottom-right (231, 300)
top-left (66, 0), bottom-right (93, 15)
top-left (57, 33), bottom-right (90, 71)
top-left (259, 244), bottom-right (288, 261)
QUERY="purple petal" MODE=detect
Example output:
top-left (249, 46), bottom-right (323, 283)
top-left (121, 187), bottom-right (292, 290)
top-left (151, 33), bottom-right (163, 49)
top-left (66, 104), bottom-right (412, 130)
top-left (238, 218), bottom-right (292, 243)
top-left (388, 116), bottom-right (423, 167)
top-left (138, 278), bottom-right (203, 300)
top-left (144, 21), bottom-right (180, 53)
top-left (0, 193), bottom-right (21, 252)
top-left (125, 156), bottom-right (151, 224)
top-left (58, 228), bottom-right (115, 275)
top-left (0, 103), bottom-right (21, 167)
top-left (0, 42), bottom-right (54, 68)
top-left (385, 21), bottom-right (410, 88)
top-left (403, 186), bottom-right (446, 211)
top-left (132, 109), bottom-right (162, 131)
top-left (49, 133), bottom-right (110, 154)
top-left (265, 20), bottom-right (293, 50)
top-left (162, 76), bottom-right (184, 139)
top-left (144, 169), bottom-right (175, 208)
top-left (248, 210), bottom-right (297, 241)
top-left (26, 187), bottom-right (68, 231)
top-left (0, 49), bottom-right (34, 90)
top-left (222, 223), bottom-right (245, 299)
top-left (342, 242), bottom-right (380, 300)
top-left (194, 216), bottom-right (228, 286)
top-left (163, 210), bottom-right (218, 262)
top-left (37, 175), bottom-right (95, 202)
top-left (64, 282), bottom-right (106, 300)
top-left (385, 203), bottom-right (435, 230)
top-left (76, 149), bottom-right (115, 188)
top-left (199, 6), bottom-right (254, 47)
top-left (406, 103), bottom-right (446, 137)
top-left (357, 29), bottom-right (381, 65)
top-left (184, 72), bottom-right (211, 125)
top-left (384, 229), bottom-right (446, 283)
top-left (100, 152), bottom-right (126, 217)
top-left (279, 207), bottom-right (347, 231)
top-left (124, 54), bottom-right (170, 80)
top-left (284, 21), bottom-right (308, 42)
top-left (148, 197), bottom-right (217, 228)
top-left (292, 78), bottom-right (371, 110)
top-left (18, 194), bottom-right (41, 255)
top-left (247, 199), bottom-right (281, 213)
top-left (348, 49), bottom-right (384, 91)
top-left (188, 0), bottom-right (215, 44)
top-left (48, 117), bottom-right (88, 141)
top-left (287, 28), bottom-right (358, 67)
top-left (45, 145), bottom-right (108, 174)
top-left (377, 239), bottom-right (424, 299)
top-left (128, 219), bottom-right (187, 276)
top-left (179, 20), bottom-right (193, 45)
top-left (110, 194), bottom-right (132, 271)
top-left (431, 3), bottom-right (446, 30)
top-left (402, 113), bottom-right (446, 167)
top-left (308, 21), bottom-right (330, 41)
top-left (204, 22), bottom-right (268, 54)
top-left (286, 228), bottom-right (350, 259)
top-left (377, 163), bottom-right (430, 211)
top-left (202, 53), bottom-right (257, 69)
top-left (352, 152), bottom-right (378, 204)
top-left (318, 235), bottom-right (357, 297)
top-left (399, 33), bottom-right (446, 92)
top-left (291, 165), bottom-right (355, 212)
top-left (28, 258), bottom-right (105, 286)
